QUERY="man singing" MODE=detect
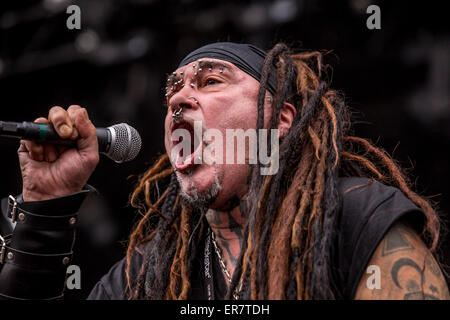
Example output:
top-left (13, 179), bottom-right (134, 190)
top-left (0, 42), bottom-right (448, 300)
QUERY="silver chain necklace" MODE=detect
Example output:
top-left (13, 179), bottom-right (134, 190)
top-left (210, 230), bottom-right (242, 300)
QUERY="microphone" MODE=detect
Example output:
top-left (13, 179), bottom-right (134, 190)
top-left (0, 121), bottom-right (142, 163)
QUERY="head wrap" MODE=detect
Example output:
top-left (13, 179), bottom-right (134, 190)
top-left (178, 42), bottom-right (278, 94)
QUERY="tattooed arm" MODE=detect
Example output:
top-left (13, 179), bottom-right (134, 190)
top-left (354, 220), bottom-right (450, 300)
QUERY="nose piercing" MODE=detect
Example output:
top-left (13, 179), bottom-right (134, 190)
top-left (172, 105), bottom-right (183, 122)
top-left (188, 96), bottom-right (199, 105)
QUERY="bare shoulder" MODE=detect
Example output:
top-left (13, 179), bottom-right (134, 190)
top-left (354, 220), bottom-right (450, 300)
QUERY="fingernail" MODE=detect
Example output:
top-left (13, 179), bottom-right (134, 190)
top-left (60, 124), bottom-right (70, 136)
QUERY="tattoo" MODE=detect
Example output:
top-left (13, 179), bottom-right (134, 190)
top-left (206, 196), bottom-right (247, 277)
top-left (404, 292), bottom-right (439, 300)
top-left (406, 279), bottom-right (420, 291)
top-left (391, 256), bottom-right (443, 300)
top-left (217, 230), bottom-right (237, 265)
top-left (239, 199), bottom-right (248, 219)
top-left (429, 284), bottom-right (439, 294)
top-left (208, 210), bottom-right (222, 227)
top-left (391, 257), bottom-right (424, 289)
top-left (220, 195), bottom-right (241, 211)
top-left (381, 226), bottom-right (414, 257)
top-left (355, 221), bottom-right (449, 300)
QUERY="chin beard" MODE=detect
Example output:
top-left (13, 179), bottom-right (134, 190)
top-left (176, 168), bottom-right (222, 212)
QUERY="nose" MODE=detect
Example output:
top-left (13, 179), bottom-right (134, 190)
top-left (168, 87), bottom-right (199, 114)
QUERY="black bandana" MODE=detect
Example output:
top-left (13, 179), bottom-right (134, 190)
top-left (178, 42), bottom-right (277, 94)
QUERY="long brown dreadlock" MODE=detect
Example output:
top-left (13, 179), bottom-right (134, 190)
top-left (125, 43), bottom-right (441, 300)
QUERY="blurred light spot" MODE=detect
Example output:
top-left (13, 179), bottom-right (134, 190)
top-left (240, 4), bottom-right (267, 29)
top-left (42, 0), bottom-right (70, 12)
top-left (0, 12), bottom-right (16, 29)
top-left (349, 0), bottom-right (372, 15)
top-left (268, 0), bottom-right (298, 23)
top-left (75, 30), bottom-right (100, 54)
top-left (195, 10), bottom-right (223, 31)
top-left (127, 35), bottom-right (150, 58)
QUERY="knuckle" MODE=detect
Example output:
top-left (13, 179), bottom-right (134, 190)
top-left (49, 105), bottom-right (64, 115)
top-left (67, 105), bottom-right (82, 117)
top-left (79, 107), bottom-right (89, 118)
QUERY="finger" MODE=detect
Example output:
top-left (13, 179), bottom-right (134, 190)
top-left (73, 108), bottom-right (98, 155)
top-left (21, 117), bottom-right (50, 161)
top-left (34, 117), bottom-right (49, 124)
top-left (67, 105), bottom-right (82, 140)
top-left (33, 117), bottom-right (60, 162)
top-left (21, 139), bottom-right (44, 161)
top-left (48, 106), bottom-right (73, 139)
top-left (43, 143), bottom-right (59, 162)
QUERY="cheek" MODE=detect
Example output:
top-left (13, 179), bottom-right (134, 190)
top-left (204, 96), bottom-right (258, 131)
top-left (164, 113), bottom-right (172, 152)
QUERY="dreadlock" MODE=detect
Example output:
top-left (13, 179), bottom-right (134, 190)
top-left (125, 43), bottom-right (441, 300)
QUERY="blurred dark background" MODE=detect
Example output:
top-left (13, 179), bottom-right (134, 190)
top-left (0, 0), bottom-right (448, 299)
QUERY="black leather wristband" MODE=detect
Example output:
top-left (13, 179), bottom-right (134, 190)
top-left (0, 185), bottom-right (95, 299)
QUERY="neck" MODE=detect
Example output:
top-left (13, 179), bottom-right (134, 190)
top-left (205, 197), bottom-right (247, 281)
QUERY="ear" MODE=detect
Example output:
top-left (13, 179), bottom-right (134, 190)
top-left (278, 102), bottom-right (296, 138)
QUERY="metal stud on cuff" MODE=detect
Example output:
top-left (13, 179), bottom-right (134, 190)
top-left (62, 257), bottom-right (70, 265)
top-left (0, 235), bottom-right (5, 264)
top-left (8, 195), bottom-right (17, 223)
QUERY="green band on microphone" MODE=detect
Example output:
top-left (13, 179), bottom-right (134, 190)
top-left (38, 123), bottom-right (47, 141)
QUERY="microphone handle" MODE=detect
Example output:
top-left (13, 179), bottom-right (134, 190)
top-left (0, 121), bottom-right (111, 153)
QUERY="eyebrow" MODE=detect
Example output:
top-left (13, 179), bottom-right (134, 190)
top-left (197, 60), bottom-right (233, 74)
top-left (166, 73), bottom-right (183, 90)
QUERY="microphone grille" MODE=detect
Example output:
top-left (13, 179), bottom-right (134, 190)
top-left (107, 123), bottom-right (142, 163)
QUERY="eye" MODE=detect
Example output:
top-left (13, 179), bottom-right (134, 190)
top-left (204, 78), bottom-right (220, 86)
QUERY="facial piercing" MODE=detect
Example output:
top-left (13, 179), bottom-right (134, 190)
top-left (190, 82), bottom-right (195, 88)
top-left (172, 105), bottom-right (183, 122)
top-left (188, 96), bottom-right (199, 105)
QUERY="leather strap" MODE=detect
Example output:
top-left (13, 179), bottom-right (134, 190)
top-left (6, 195), bottom-right (77, 230)
top-left (0, 235), bottom-right (72, 269)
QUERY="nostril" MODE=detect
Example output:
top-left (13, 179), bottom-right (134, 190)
top-left (180, 103), bottom-right (192, 109)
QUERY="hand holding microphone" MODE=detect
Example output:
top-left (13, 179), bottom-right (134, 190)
top-left (14, 105), bottom-right (141, 202)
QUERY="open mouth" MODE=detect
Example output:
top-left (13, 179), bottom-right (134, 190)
top-left (171, 120), bottom-right (202, 172)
